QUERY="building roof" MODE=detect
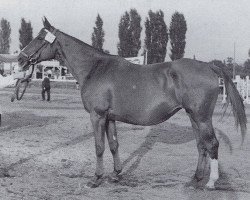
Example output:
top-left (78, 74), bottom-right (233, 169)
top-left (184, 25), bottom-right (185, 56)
top-left (0, 54), bottom-right (18, 63)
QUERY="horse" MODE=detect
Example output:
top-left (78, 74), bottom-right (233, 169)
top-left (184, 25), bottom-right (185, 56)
top-left (17, 17), bottom-right (247, 189)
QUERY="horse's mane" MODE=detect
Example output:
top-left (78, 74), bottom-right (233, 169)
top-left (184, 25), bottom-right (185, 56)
top-left (59, 30), bottom-right (111, 56)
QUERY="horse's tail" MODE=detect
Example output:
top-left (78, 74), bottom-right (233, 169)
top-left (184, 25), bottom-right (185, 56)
top-left (209, 64), bottom-right (247, 145)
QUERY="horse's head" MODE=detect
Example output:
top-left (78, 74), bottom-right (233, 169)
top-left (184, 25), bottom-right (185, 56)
top-left (18, 17), bottom-right (58, 71)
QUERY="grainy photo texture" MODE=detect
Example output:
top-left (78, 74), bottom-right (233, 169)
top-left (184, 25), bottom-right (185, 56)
top-left (0, 0), bottom-right (249, 199)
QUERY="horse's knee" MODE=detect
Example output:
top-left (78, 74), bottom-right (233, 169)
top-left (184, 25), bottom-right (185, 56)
top-left (95, 144), bottom-right (105, 157)
top-left (110, 140), bottom-right (119, 155)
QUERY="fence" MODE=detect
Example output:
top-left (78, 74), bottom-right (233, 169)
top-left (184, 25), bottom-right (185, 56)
top-left (221, 75), bottom-right (250, 104)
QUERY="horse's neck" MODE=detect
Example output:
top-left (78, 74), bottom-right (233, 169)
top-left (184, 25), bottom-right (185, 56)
top-left (56, 32), bottom-right (103, 84)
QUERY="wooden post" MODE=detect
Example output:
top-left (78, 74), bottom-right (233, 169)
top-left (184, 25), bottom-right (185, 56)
top-left (222, 83), bottom-right (226, 104)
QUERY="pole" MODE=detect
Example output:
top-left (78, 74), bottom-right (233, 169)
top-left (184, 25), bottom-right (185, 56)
top-left (222, 81), bottom-right (226, 103)
top-left (0, 114), bottom-right (1, 127)
top-left (233, 42), bottom-right (236, 79)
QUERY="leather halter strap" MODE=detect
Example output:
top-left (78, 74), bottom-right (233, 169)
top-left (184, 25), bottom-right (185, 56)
top-left (20, 28), bottom-right (58, 64)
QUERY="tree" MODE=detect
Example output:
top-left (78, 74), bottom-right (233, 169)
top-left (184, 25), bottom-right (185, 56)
top-left (117, 11), bottom-right (130, 57)
top-left (129, 9), bottom-right (142, 57)
top-left (225, 57), bottom-right (234, 77)
top-left (226, 57), bottom-right (233, 65)
top-left (91, 14), bottom-right (105, 51)
top-left (117, 9), bottom-right (142, 57)
top-left (19, 18), bottom-right (33, 50)
top-left (210, 59), bottom-right (246, 78)
top-left (144, 10), bottom-right (168, 64)
top-left (210, 59), bottom-right (226, 68)
top-left (244, 59), bottom-right (250, 76)
top-left (0, 18), bottom-right (11, 54)
top-left (169, 11), bottom-right (187, 61)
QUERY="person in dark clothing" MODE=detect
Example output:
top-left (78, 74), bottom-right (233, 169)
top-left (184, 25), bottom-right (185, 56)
top-left (42, 74), bottom-right (51, 101)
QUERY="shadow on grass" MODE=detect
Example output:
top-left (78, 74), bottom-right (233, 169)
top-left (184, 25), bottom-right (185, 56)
top-left (120, 122), bottom-right (237, 195)
top-left (0, 111), bottom-right (62, 132)
top-left (122, 122), bottom-right (195, 175)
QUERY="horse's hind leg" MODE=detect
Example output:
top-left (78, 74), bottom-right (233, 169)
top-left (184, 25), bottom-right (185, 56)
top-left (106, 120), bottom-right (122, 182)
top-left (187, 114), bottom-right (219, 189)
top-left (186, 115), bottom-right (209, 187)
top-left (202, 121), bottom-right (219, 189)
top-left (87, 111), bottom-right (106, 188)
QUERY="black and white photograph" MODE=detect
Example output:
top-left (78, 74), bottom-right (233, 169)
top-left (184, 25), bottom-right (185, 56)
top-left (0, 0), bottom-right (249, 199)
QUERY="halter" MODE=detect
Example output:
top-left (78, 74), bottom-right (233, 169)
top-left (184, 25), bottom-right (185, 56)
top-left (20, 28), bottom-right (57, 65)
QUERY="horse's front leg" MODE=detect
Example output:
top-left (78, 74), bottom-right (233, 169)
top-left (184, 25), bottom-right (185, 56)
top-left (106, 120), bottom-right (122, 182)
top-left (87, 111), bottom-right (106, 188)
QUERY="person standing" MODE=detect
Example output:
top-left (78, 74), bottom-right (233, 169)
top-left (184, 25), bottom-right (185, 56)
top-left (42, 74), bottom-right (51, 101)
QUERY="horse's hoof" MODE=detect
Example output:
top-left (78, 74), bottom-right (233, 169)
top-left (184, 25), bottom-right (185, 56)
top-left (108, 173), bottom-right (121, 183)
top-left (0, 168), bottom-right (10, 178)
top-left (185, 178), bottom-right (198, 188)
top-left (204, 186), bottom-right (216, 191)
top-left (185, 177), bottom-right (207, 189)
top-left (10, 96), bottom-right (15, 102)
top-left (86, 176), bottom-right (103, 188)
top-left (205, 183), bottom-right (216, 190)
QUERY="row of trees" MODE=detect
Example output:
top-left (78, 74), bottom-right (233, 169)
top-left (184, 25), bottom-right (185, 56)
top-left (1, 12), bottom-right (249, 74)
top-left (1, 9), bottom-right (186, 64)
top-left (92, 9), bottom-right (187, 64)
top-left (0, 17), bottom-right (33, 54)
top-left (91, 9), bottom-right (250, 75)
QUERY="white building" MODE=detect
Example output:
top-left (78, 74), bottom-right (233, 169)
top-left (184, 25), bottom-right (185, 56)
top-left (33, 60), bottom-right (74, 81)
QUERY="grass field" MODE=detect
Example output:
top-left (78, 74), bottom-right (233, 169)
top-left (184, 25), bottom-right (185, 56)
top-left (0, 85), bottom-right (249, 200)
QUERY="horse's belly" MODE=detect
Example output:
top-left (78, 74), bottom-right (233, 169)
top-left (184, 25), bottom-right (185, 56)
top-left (110, 101), bottom-right (181, 126)
top-left (145, 103), bottom-right (181, 125)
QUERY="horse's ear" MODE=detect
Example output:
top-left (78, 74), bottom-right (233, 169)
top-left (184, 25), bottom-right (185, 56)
top-left (42, 17), bottom-right (52, 30)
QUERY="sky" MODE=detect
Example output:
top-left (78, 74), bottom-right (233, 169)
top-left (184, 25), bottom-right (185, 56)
top-left (0, 0), bottom-right (250, 63)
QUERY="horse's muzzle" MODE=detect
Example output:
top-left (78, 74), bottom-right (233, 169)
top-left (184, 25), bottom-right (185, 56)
top-left (18, 55), bottom-right (30, 71)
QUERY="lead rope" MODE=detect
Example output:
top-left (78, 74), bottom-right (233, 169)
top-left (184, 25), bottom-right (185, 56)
top-left (11, 64), bottom-right (35, 102)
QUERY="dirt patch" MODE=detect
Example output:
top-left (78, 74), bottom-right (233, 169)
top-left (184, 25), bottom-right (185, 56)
top-left (0, 111), bottom-right (62, 132)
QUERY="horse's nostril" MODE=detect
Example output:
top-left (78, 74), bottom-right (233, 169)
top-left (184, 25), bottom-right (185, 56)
top-left (18, 57), bottom-right (25, 65)
top-left (18, 57), bottom-right (23, 62)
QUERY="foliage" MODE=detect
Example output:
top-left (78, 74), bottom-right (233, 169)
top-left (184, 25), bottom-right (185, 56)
top-left (19, 18), bottom-right (33, 50)
top-left (117, 9), bottom-right (142, 57)
top-left (226, 57), bottom-right (233, 65)
top-left (91, 14), bottom-right (105, 51)
top-left (0, 18), bottom-right (11, 54)
top-left (144, 10), bottom-right (168, 64)
top-left (210, 59), bottom-right (226, 68)
top-left (169, 12), bottom-right (187, 61)
top-left (211, 59), bottom-right (247, 78)
top-left (243, 59), bottom-right (250, 76)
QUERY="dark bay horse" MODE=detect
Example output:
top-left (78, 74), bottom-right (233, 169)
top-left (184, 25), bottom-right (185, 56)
top-left (18, 18), bottom-right (247, 189)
